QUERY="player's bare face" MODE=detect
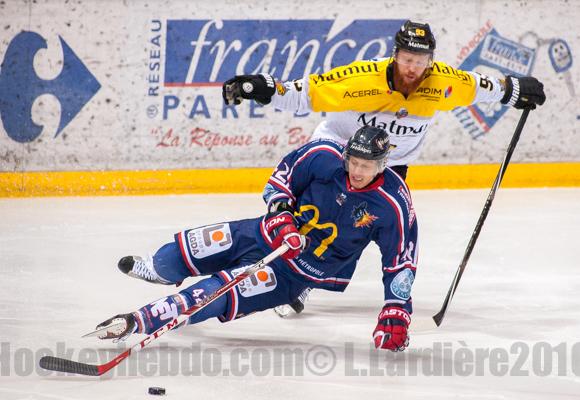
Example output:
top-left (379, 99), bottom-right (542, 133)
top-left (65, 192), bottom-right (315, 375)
top-left (394, 50), bottom-right (431, 85)
top-left (347, 157), bottom-right (380, 189)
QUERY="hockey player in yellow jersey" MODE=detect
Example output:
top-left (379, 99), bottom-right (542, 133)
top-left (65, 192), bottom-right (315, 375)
top-left (223, 20), bottom-right (546, 179)
top-left (222, 20), bottom-right (546, 315)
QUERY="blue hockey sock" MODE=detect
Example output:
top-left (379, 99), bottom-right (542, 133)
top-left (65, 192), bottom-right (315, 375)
top-left (133, 277), bottom-right (227, 334)
top-left (152, 242), bottom-right (192, 283)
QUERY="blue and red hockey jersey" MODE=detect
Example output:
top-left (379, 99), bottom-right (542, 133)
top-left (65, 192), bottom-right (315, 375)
top-left (258, 139), bottom-right (419, 312)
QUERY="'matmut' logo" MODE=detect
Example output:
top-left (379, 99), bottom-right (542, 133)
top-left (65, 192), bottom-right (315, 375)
top-left (358, 113), bottom-right (428, 136)
top-left (313, 63), bottom-right (379, 85)
top-left (432, 62), bottom-right (473, 83)
top-left (407, 41), bottom-right (429, 50)
top-left (0, 31), bottom-right (101, 143)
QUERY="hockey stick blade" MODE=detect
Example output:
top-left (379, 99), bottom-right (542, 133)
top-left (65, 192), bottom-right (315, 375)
top-left (432, 108), bottom-right (531, 327)
top-left (39, 356), bottom-right (100, 376)
top-left (38, 244), bottom-right (290, 376)
top-left (433, 308), bottom-right (445, 327)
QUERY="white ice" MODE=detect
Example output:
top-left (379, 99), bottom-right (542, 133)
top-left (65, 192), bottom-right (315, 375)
top-left (1, 188), bottom-right (580, 399)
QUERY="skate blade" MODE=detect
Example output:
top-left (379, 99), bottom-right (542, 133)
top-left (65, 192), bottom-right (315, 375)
top-left (82, 322), bottom-right (127, 338)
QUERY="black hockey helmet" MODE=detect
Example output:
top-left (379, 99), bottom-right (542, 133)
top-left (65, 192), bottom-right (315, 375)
top-left (394, 20), bottom-right (436, 55)
top-left (344, 126), bottom-right (391, 172)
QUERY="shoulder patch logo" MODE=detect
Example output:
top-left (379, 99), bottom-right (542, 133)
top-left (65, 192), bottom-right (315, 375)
top-left (390, 269), bottom-right (414, 300)
top-left (351, 202), bottom-right (378, 228)
top-left (312, 63), bottom-right (380, 85)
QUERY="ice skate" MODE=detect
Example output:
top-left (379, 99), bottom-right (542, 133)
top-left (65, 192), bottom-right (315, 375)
top-left (274, 287), bottom-right (311, 318)
top-left (117, 255), bottom-right (171, 285)
top-left (84, 313), bottom-right (137, 342)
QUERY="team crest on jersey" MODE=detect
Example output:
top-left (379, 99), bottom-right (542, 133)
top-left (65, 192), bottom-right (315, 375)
top-left (351, 202), bottom-right (378, 228)
top-left (186, 223), bottom-right (232, 259)
top-left (395, 107), bottom-right (408, 119)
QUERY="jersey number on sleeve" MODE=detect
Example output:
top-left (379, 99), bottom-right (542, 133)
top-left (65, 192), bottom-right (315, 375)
top-left (479, 75), bottom-right (494, 91)
top-left (273, 162), bottom-right (290, 186)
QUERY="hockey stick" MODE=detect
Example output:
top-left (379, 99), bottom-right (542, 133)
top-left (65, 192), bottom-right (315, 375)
top-left (39, 243), bottom-right (290, 376)
top-left (432, 108), bottom-right (532, 327)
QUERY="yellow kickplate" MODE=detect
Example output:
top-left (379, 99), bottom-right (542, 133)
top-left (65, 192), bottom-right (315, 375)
top-left (1, 163), bottom-right (579, 197)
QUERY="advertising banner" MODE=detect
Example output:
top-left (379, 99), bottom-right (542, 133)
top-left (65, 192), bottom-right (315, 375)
top-left (0, 1), bottom-right (578, 173)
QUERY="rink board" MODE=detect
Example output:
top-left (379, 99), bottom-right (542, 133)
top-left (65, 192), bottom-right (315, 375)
top-left (1, 162), bottom-right (579, 197)
top-left (1, 0), bottom-right (579, 177)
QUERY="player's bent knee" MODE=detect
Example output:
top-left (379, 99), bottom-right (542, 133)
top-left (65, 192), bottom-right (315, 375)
top-left (152, 242), bottom-right (192, 282)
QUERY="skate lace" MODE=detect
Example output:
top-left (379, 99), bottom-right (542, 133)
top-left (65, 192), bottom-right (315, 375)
top-left (298, 287), bottom-right (311, 303)
top-left (133, 257), bottom-right (155, 281)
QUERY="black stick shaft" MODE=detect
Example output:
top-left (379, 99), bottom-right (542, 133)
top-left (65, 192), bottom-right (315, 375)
top-left (433, 108), bottom-right (531, 326)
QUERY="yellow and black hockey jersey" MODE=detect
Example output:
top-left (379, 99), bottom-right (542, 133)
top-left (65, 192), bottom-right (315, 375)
top-left (271, 58), bottom-right (506, 166)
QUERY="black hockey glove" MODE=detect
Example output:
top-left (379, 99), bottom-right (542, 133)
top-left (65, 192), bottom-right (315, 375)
top-left (501, 76), bottom-right (546, 110)
top-left (222, 73), bottom-right (276, 105)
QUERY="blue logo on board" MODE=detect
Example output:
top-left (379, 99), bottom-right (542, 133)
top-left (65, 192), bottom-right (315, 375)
top-left (453, 28), bottom-right (536, 139)
top-left (0, 31), bottom-right (101, 143)
top-left (164, 19), bottom-right (405, 85)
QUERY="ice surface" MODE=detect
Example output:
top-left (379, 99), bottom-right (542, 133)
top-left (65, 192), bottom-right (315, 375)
top-left (1, 189), bottom-right (579, 399)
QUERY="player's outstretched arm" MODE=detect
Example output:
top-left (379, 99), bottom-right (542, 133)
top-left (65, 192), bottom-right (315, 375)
top-left (372, 182), bottom-right (419, 352)
top-left (222, 72), bottom-right (311, 115)
top-left (448, 66), bottom-right (546, 111)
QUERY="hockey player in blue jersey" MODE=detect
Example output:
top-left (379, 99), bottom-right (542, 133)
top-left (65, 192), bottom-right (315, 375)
top-left (223, 19), bottom-right (546, 316)
top-left (96, 126), bottom-right (419, 351)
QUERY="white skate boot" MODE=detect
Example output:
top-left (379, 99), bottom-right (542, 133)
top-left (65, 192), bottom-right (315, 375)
top-left (117, 255), bottom-right (171, 285)
top-left (274, 287), bottom-right (311, 318)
